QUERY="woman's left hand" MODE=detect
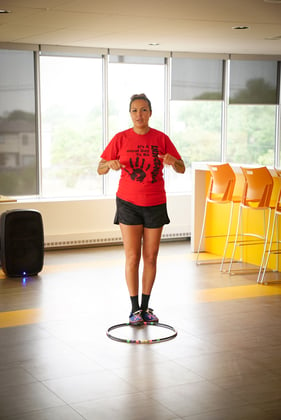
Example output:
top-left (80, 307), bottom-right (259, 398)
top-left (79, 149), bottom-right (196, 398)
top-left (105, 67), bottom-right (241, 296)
top-left (158, 154), bottom-right (185, 174)
top-left (158, 153), bottom-right (176, 166)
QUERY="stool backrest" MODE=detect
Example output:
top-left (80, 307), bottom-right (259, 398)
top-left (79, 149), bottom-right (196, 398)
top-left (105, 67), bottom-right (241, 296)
top-left (274, 168), bottom-right (281, 212)
top-left (207, 163), bottom-right (236, 202)
top-left (241, 166), bottom-right (273, 208)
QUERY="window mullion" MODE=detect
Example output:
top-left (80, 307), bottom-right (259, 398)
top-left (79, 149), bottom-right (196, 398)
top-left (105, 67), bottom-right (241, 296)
top-left (221, 58), bottom-right (230, 162)
top-left (275, 61), bottom-right (281, 168)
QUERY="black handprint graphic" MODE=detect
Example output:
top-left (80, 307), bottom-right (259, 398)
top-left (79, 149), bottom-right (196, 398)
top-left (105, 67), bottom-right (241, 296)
top-left (124, 157), bottom-right (151, 182)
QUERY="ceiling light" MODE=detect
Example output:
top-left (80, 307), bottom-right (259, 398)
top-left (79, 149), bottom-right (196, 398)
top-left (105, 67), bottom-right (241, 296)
top-left (265, 35), bottom-right (281, 40)
top-left (232, 26), bottom-right (249, 30)
top-left (0, 9), bottom-right (11, 13)
top-left (149, 43), bottom-right (160, 46)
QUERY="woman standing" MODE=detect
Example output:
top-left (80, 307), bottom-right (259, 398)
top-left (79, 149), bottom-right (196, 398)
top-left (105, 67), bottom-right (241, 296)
top-left (98, 94), bottom-right (185, 325)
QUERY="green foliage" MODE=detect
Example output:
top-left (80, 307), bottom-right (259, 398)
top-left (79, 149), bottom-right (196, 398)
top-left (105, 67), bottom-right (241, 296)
top-left (227, 105), bottom-right (275, 164)
top-left (0, 165), bottom-right (37, 195)
top-left (6, 110), bottom-right (35, 122)
top-left (46, 105), bottom-right (102, 188)
top-left (170, 101), bottom-right (222, 165)
top-left (230, 78), bottom-right (277, 104)
top-left (171, 78), bottom-right (277, 168)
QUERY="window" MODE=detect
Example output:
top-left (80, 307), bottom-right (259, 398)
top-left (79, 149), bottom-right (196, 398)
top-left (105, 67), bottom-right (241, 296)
top-left (227, 59), bottom-right (278, 165)
top-left (40, 54), bottom-right (103, 197)
top-left (106, 54), bottom-right (166, 195)
top-left (170, 56), bottom-right (224, 192)
top-left (171, 56), bottom-right (223, 100)
top-left (0, 47), bottom-right (280, 198)
top-left (227, 105), bottom-right (276, 165)
top-left (0, 49), bottom-right (37, 196)
top-left (229, 59), bottom-right (278, 105)
top-left (22, 134), bottom-right (29, 146)
top-left (169, 101), bottom-right (222, 192)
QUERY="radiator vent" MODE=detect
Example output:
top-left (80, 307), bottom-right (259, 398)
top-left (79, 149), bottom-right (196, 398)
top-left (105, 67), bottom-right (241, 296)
top-left (44, 230), bottom-right (190, 250)
top-left (45, 236), bottom-right (123, 249)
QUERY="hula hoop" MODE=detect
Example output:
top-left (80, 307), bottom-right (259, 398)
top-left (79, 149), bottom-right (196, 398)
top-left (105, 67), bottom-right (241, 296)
top-left (106, 321), bottom-right (177, 344)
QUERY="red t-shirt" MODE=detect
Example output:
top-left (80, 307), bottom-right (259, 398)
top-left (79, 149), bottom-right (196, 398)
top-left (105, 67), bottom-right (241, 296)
top-left (101, 128), bottom-right (182, 206)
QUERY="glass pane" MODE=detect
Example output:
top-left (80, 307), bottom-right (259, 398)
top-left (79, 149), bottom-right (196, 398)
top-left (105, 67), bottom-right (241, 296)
top-left (40, 55), bottom-right (103, 198)
top-left (171, 57), bottom-right (223, 100)
top-left (0, 50), bottom-right (37, 196)
top-left (169, 101), bottom-right (222, 193)
top-left (229, 60), bottom-right (277, 104)
top-left (227, 105), bottom-right (276, 165)
top-left (109, 55), bottom-right (164, 65)
top-left (107, 59), bottom-right (165, 195)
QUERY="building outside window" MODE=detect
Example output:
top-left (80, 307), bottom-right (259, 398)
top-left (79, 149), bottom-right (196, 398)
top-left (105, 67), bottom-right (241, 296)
top-left (0, 49), bottom-right (37, 196)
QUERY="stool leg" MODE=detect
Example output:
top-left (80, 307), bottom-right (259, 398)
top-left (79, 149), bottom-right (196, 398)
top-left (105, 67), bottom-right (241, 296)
top-left (220, 201), bottom-right (234, 271)
top-left (228, 204), bottom-right (242, 273)
top-left (196, 200), bottom-right (209, 264)
top-left (257, 208), bottom-right (272, 283)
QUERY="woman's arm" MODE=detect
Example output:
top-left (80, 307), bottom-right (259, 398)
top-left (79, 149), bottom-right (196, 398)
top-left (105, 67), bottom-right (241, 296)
top-left (97, 159), bottom-right (110, 175)
top-left (158, 154), bottom-right (185, 174)
top-left (172, 158), bottom-right (185, 174)
top-left (97, 158), bottom-right (125, 175)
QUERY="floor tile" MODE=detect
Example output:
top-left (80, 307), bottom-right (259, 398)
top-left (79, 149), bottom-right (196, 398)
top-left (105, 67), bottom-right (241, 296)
top-left (114, 360), bottom-right (203, 391)
top-left (5, 405), bottom-right (85, 420)
top-left (43, 369), bottom-right (139, 404)
top-left (73, 392), bottom-right (180, 420)
top-left (182, 404), bottom-right (275, 420)
top-left (146, 381), bottom-right (244, 417)
top-left (0, 382), bottom-right (63, 419)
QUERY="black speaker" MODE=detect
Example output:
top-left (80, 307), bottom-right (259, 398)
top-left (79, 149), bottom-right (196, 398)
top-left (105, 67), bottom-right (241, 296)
top-left (0, 209), bottom-right (44, 277)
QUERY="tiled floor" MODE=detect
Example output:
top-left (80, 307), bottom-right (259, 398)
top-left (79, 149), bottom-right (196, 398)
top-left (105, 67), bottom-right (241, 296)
top-left (1, 241), bottom-right (281, 419)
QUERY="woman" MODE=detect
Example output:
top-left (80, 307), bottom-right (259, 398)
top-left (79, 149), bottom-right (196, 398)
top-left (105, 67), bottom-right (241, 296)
top-left (98, 93), bottom-right (185, 325)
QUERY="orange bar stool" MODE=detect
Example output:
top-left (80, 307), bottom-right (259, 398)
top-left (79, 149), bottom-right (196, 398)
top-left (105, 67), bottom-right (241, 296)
top-left (259, 168), bottom-right (281, 284)
top-left (228, 166), bottom-right (274, 281)
top-left (196, 163), bottom-right (238, 271)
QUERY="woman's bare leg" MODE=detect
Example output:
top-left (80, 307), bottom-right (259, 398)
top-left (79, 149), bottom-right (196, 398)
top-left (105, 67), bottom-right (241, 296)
top-left (142, 227), bottom-right (163, 295)
top-left (119, 223), bottom-right (143, 296)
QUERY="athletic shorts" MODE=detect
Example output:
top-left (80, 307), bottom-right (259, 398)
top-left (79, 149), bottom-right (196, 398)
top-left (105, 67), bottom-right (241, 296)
top-left (114, 197), bottom-right (170, 228)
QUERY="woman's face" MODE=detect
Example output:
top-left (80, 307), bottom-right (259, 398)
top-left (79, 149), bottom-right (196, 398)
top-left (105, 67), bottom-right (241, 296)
top-left (130, 99), bottom-right (152, 132)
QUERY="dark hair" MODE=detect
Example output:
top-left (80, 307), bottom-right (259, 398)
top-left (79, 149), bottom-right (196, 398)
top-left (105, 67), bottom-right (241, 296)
top-left (129, 93), bottom-right (152, 112)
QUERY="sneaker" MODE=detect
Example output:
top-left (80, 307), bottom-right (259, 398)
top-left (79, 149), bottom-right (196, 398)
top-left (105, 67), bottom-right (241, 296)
top-left (142, 308), bottom-right (159, 323)
top-left (129, 310), bottom-right (143, 326)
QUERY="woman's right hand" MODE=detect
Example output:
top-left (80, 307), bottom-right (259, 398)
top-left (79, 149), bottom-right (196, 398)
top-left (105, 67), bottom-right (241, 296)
top-left (97, 158), bottom-right (125, 175)
top-left (107, 160), bottom-right (125, 171)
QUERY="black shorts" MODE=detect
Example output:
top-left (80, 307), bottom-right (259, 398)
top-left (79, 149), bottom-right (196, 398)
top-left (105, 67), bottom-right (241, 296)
top-left (114, 197), bottom-right (170, 228)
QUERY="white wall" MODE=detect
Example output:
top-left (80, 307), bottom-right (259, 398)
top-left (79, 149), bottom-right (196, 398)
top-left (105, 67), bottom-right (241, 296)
top-left (0, 194), bottom-right (191, 248)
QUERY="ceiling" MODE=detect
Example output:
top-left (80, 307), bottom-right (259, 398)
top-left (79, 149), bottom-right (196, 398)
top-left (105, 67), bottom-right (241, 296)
top-left (0, 0), bottom-right (281, 55)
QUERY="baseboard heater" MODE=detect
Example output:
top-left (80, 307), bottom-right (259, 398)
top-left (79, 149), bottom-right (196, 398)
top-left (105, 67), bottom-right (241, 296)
top-left (44, 230), bottom-right (190, 250)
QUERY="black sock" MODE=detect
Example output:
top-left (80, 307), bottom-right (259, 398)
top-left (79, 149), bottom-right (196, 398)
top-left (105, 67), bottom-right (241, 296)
top-left (130, 295), bottom-right (139, 313)
top-left (140, 294), bottom-right (150, 312)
